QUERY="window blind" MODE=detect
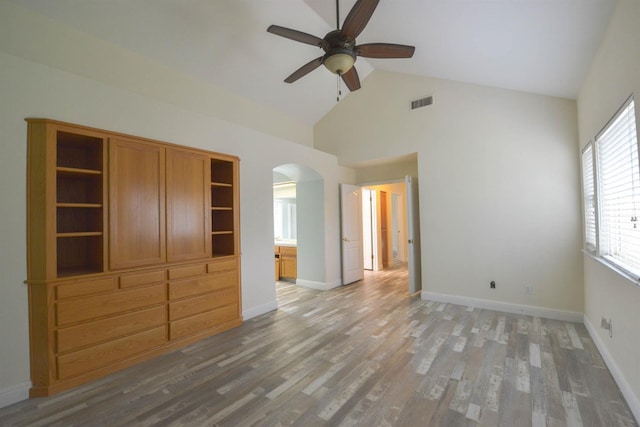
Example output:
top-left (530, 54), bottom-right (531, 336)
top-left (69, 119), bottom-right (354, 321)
top-left (596, 97), bottom-right (640, 278)
top-left (581, 143), bottom-right (596, 252)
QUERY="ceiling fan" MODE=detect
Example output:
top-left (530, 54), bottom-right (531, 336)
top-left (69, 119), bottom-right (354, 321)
top-left (267, 0), bottom-right (415, 92)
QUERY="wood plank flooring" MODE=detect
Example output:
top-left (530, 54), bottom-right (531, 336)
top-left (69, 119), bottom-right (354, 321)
top-left (0, 265), bottom-right (636, 426)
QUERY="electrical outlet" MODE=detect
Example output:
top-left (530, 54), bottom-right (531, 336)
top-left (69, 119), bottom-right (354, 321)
top-left (525, 286), bottom-right (533, 295)
top-left (601, 317), bottom-right (609, 329)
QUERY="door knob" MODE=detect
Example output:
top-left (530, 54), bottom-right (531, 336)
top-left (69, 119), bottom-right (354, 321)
top-left (343, 237), bottom-right (350, 242)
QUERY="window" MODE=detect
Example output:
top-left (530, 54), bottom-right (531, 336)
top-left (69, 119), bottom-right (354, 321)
top-left (273, 199), bottom-right (297, 241)
top-left (581, 143), bottom-right (596, 253)
top-left (273, 182), bottom-right (297, 242)
top-left (582, 96), bottom-right (640, 281)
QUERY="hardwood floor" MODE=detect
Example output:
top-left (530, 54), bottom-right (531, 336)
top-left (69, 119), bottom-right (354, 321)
top-left (0, 265), bottom-right (636, 426)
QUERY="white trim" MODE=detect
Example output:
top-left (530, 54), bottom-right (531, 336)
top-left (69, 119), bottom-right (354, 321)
top-left (295, 279), bottom-right (342, 291)
top-left (242, 300), bottom-right (278, 320)
top-left (583, 250), bottom-right (640, 286)
top-left (0, 381), bottom-right (30, 409)
top-left (583, 315), bottom-right (640, 425)
top-left (421, 291), bottom-right (583, 323)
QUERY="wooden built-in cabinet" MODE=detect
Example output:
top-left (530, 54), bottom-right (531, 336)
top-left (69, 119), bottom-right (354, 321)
top-left (109, 138), bottom-right (166, 269)
top-left (25, 119), bottom-right (241, 397)
top-left (211, 159), bottom-right (236, 256)
top-left (274, 245), bottom-right (297, 279)
top-left (166, 149), bottom-right (211, 262)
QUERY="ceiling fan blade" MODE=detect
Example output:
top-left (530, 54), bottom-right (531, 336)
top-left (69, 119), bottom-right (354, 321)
top-left (284, 57), bottom-right (324, 83)
top-left (341, 66), bottom-right (361, 91)
top-left (356, 43), bottom-right (415, 58)
top-left (341, 0), bottom-right (380, 40)
top-left (267, 25), bottom-right (324, 47)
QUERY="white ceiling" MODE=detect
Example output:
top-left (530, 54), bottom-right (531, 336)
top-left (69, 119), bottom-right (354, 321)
top-left (11, 0), bottom-right (617, 126)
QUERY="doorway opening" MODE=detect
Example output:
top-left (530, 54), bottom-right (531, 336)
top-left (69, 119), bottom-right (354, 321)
top-left (361, 181), bottom-right (408, 272)
top-left (342, 152), bottom-right (420, 293)
top-left (273, 164), bottom-right (324, 290)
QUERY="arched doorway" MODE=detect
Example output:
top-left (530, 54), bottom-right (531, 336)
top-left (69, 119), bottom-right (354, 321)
top-left (273, 164), bottom-right (325, 291)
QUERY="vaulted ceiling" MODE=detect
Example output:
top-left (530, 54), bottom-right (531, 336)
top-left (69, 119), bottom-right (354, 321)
top-left (11, 0), bottom-right (617, 125)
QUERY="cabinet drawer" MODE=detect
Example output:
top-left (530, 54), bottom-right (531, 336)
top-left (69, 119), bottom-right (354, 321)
top-left (279, 246), bottom-right (296, 255)
top-left (207, 258), bottom-right (237, 274)
top-left (119, 270), bottom-right (166, 289)
top-left (56, 284), bottom-right (166, 326)
top-left (169, 305), bottom-right (239, 340)
top-left (56, 277), bottom-right (117, 300)
top-left (169, 288), bottom-right (238, 321)
top-left (57, 306), bottom-right (166, 353)
top-left (169, 264), bottom-right (206, 280)
top-left (169, 271), bottom-right (237, 300)
top-left (57, 326), bottom-right (166, 380)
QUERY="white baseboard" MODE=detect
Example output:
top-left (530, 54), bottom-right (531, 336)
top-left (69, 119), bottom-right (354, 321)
top-left (421, 291), bottom-right (583, 323)
top-left (295, 279), bottom-right (342, 291)
top-left (242, 300), bottom-right (278, 320)
top-left (0, 381), bottom-right (30, 409)
top-left (584, 315), bottom-right (640, 425)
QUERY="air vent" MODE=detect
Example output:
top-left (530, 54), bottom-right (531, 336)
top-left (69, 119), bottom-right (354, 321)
top-left (411, 96), bottom-right (433, 110)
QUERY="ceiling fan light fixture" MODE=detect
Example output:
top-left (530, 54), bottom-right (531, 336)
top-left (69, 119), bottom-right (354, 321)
top-left (268, 0), bottom-right (415, 91)
top-left (323, 50), bottom-right (356, 75)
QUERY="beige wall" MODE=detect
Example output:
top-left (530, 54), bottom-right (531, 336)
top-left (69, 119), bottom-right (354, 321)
top-left (355, 157), bottom-right (418, 184)
top-left (316, 70), bottom-right (583, 315)
top-left (577, 0), bottom-right (640, 418)
top-left (0, 2), bottom-right (353, 405)
top-left (0, 2), bottom-right (313, 148)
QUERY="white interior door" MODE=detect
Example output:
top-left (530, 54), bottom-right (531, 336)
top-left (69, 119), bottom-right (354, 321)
top-left (406, 176), bottom-right (422, 294)
top-left (340, 184), bottom-right (364, 285)
top-left (362, 188), bottom-right (374, 270)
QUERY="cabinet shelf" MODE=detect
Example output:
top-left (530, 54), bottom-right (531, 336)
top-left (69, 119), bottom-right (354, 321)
top-left (212, 234), bottom-right (234, 256)
top-left (211, 159), bottom-right (234, 185)
top-left (57, 173), bottom-right (103, 205)
top-left (57, 203), bottom-right (102, 208)
top-left (56, 131), bottom-right (103, 171)
top-left (56, 234), bottom-right (103, 277)
top-left (211, 187), bottom-right (233, 208)
top-left (51, 127), bottom-right (106, 277)
top-left (57, 205), bottom-right (103, 234)
top-left (57, 232), bottom-right (103, 238)
top-left (210, 157), bottom-right (236, 257)
top-left (57, 166), bottom-right (102, 176)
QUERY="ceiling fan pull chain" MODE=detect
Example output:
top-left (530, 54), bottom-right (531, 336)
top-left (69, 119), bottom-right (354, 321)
top-left (337, 74), bottom-right (343, 102)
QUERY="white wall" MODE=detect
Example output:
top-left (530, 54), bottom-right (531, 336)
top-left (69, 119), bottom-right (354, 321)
top-left (297, 179), bottom-right (331, 287)
top-left (315, 70), bottom-right (583, 317)
top-left (0, 3), bottom-right (352, 407)
top-left (577, 0), bottom-right (640, 419)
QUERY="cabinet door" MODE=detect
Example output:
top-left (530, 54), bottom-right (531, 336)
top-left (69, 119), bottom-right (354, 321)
top-left (166, 149), bottom-right (211, 261)
top-left (281, 255), bottom-right (297, 278)
top-left (109, 139), bottom-right (166, 269)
